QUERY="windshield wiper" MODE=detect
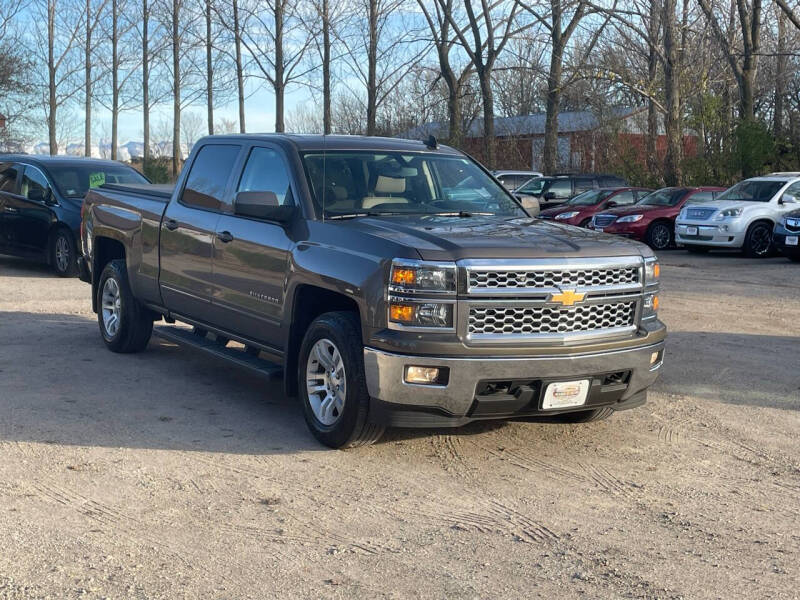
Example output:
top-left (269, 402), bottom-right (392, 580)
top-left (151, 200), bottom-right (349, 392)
top-left (431, 211), bottom-right (493, 217)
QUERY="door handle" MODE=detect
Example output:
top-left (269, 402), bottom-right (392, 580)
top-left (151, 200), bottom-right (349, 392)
top-left (164, 219), bottom-right (179, 231)
top-left (5, 206), bottom-right (18, 213)
top-left (217, 231), bottom-right (234, 243)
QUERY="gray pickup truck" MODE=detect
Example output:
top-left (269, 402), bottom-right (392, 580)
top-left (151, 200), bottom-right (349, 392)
top-left (79, 134), bottom-right (666, 448)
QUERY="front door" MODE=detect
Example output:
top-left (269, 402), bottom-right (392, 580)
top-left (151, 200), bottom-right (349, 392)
top-left (158, 143), bottom-right (242, 319)
top-left (5, 165), bottom-right (55, 256)
top-left (211, 145), bottom-right (296, 350)
top-left (0, 163), bottom-right (22, 252)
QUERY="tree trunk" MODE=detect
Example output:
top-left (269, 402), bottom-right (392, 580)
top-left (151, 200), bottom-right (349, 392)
top-left (543, 42), bottom-right (563, 174)
top-left (233, 0), bottom-right (245, 133)
top-left (322, 0), bottom-right (331, 134)
top-left (111, 0), bottom-right (119, 160)
top-left (48, 0), bottom-right (57, 155)
top-left (143, 0), bottom-right (150, 166)
top-left (84, 0), bottom-right (92, 157)
top-left (366, 0), bottom-right (378, 136)
top-left (274, 1), bottom-right (284, 132)
top-left (172, 0), bottom-right (181, 176)
top-left (478, 69), bottom-right (496, 169)
top-left (775, 9), bottom-right (786, 138)
top-left (662, 0), bottom-right (682, 185)
top-left (646, 0), bottom-right (659, 178)
top-left (206, 0), bottom-right (213, 135)
top-left (446, 82), bottom-right (462, 148)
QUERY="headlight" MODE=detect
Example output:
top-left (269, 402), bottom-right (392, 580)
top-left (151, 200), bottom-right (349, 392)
top-left (390, 259), bottom-right (456, 294)
top-left (713, 208), bottom-right (742, 220)
top-left (642, 293), bottom-right (660, 319)
top-left (389, 300), bottom-right (454, 329)
top-left (554, 211), bottom-right (579, 220)
top-left (644, 258), bottom-right (660, 285)
top-left (617, 214), bottom-right (643, 223)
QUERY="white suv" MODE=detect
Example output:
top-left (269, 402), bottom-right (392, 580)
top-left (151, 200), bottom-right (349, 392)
top-left (675, 173), bottom-right (800, 257)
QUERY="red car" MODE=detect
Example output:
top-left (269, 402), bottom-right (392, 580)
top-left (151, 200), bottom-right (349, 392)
top-left (538, 187), bottom-right (652, 227)
top-left (588, 187), bottom-right (726, 250)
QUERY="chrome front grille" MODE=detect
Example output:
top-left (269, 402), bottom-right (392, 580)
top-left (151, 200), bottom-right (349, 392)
top-left (593, 215), bottom-right (617, 228)
top-left (468, 266), bottom-right (638, 291)
top-left (467, 301), bottom-right (636, 338)
top-left (685, 207), bottom-right (716, 220)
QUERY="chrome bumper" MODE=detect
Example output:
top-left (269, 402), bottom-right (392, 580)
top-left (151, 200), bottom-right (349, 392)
top-left (363, 339), bottom-right (665, 418)
top-left (675, 222), bottom-right (747, 247)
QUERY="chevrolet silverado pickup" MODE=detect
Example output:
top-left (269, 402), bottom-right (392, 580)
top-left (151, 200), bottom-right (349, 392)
top-left (79, 134), bottom-right (666, 448)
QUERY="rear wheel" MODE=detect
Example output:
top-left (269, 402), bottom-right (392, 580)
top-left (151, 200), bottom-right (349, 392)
top-left (742, 221), bottom-right (774, 258)
top-left (646, 221), bottom-right (672, 250)
top-left (298, 312), bottom-right (384, 448)
top-left (50, 228), bottom-right (78, 277)
top-left (97, 259), bottom-right (153, 353)
top-left (551, 407), bottom-right (614, 423)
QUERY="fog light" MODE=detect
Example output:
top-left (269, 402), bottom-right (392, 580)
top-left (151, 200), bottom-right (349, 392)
top-left (650, 350), bottom-right (663, 366)
top-left (405, 366), bottom-right (445, 385)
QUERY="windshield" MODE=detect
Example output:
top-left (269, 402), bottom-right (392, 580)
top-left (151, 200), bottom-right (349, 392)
top-left (638, 188), bottom-right (686, 207)
top-left (49, 164), bottom-right (148, 198)
top-left (567, 189), bottom-right (614, 206)
top-left (302, 151), bottom-right (524, 218)
top-left (516, 176), bottom-right (551, 195)
top-left (715, 180), bottom-right (784, 203)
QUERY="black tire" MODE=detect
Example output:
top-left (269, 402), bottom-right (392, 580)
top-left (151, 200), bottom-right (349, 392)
top-left (686, 246), bottom-right (710, 254)
top-left (297, 311), bottom-right (385, 448)
top-left (50, 228), bottom-right (78, 277)
top-left (579, 218), bottom-right (591, 228)
top-left (551, 407), bottom-right (614, 423)
top-left (97, 259), bottom-right (153, 353)
top-left (646, 221), bottom-right (673, 251)
top-left (787, 252), bottom-right (800, 263)
top-left (742, 221), bottom-right (774, 258)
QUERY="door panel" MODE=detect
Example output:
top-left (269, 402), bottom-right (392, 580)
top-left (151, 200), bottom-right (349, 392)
top-left (210, 145), bottom-right (295, 348)
top-left (7, 165), bottom-right (55, 255)
top-left (158, 143), bottom-right (241, 317)
top-left (0, 163), bottom-right (22, 251)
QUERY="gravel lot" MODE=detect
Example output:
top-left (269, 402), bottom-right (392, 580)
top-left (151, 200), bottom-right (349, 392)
top-left (1, 251), bottom-right (798, 599)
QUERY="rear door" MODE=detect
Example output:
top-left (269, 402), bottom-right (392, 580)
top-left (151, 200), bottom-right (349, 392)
top-left (573, 177), bottom-right (595, 196)
top-left (159, 143), bottom-right (242, 319)
top-left (210, 144), bottom-right (296, 349)
top-left (0, 163), bottom-right (22, 251)
top-left (6, 164), bottom-right (55, 256)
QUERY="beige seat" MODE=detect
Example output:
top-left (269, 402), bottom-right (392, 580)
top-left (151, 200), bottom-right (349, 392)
top-left (362, 175), bottom-right (409, 209)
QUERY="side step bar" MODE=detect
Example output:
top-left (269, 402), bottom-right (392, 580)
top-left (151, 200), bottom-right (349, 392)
top-left (153, 326), bottom-right (283, 381)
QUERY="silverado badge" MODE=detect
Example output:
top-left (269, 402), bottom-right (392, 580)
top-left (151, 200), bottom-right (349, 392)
top-left (549, 289), bottom-right (586, 306)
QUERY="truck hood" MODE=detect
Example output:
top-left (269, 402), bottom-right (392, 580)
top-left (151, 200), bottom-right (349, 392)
top-left (683, 199), bottom-right (760, 213)
top-left (340, 215), bottom-right (648, 261)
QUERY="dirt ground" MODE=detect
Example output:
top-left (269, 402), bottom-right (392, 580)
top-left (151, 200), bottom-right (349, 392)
top-left (0, 250), bottom-right (798, 599)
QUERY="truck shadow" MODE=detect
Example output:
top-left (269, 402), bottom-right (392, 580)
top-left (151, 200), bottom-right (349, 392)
top-left (1, 311), bottom-right (797, 457)
top-left (0, 254), bottom-right (56, 278)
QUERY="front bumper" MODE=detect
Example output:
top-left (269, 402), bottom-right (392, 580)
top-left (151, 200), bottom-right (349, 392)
top-left (675, 220), bottom-right (746, 248)
top-left (364, 337), bottom-right (665, 427)
top-left (773, 223), bottom-right (800, 254)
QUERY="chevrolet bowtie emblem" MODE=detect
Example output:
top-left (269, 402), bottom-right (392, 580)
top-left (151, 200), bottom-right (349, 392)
top-left (549, 289), bottom-right (586, 306)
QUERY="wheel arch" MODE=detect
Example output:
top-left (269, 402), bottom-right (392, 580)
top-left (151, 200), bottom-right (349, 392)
top-left (284, 284), bottom-right (361, 398)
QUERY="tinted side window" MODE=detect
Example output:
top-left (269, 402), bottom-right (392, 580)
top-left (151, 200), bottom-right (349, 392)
top-left (613, 190), bottom-right (636, 205)
top-left (21, 166), bottom-right (51, 200)
top-left (574, 178), bottom-right (594, 193)
top-left (548, 179), bottom-right (572, 198)
top-left (181, 144), bottom-right (240, 211)
top-left (0, 164), bottom-right (20, 193)
top-left (690, 191), bottom-right (714, 203)
top-left (783, 182), bottom-right (800, 202)
top-left (237, 147), bottom-right (293, 206)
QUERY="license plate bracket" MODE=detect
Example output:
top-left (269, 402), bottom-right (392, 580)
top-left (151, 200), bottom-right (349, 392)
top-left (686, 226), bottom-right (698, 236)
top-left (786, 235), bottom-right (798, 246)
top-left (542, 380), bottom-right (590, 410)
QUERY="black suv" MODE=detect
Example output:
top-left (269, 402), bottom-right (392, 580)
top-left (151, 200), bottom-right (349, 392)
top-left (0, 155), bottom-right (148, 276)
top-left (515, 173), bottom-right (628, 209)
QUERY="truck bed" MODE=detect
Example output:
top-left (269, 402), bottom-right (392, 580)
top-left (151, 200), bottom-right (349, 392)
top-left (99, 182), bottom-right (174, 201)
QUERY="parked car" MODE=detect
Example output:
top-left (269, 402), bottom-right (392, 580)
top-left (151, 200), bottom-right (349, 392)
top-left (79, 134), bottom-right (665, 448)
top-left (539, 187), bottom-right (652, 227)
top-left (675, 174), bottom-right (800, 257)
top-left (492, 170), bottom-right (543, 191)
top-left (514, 173), bottom-right (628, 211)
top-left (589, 187), bottom-right (726, 251)
top-left (0, 155), bottom-right (148, 276)
top-left (773, 208), bottom-right (800, 261)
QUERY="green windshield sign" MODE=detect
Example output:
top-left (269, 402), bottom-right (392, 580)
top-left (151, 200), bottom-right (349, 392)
top-left (89, 172), bottom-right (106, 188)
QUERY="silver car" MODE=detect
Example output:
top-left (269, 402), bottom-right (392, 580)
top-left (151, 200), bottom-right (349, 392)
top-left (675, 173), bottom-right (800, 257)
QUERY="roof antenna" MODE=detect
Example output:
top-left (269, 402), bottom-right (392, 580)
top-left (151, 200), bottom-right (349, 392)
top-left (424, 134), bottom-right (438, 149)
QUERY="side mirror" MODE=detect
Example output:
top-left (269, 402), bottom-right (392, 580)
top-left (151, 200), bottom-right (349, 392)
top-left (779, 194), bottom-right (796, 205)
top-left (28, 188), bottom-right (50, 203)
top-left (543, 191), bottom-right (556, 201)
top-left (234, 191), bottom-right (296, 223)
top-left (606, 200), bottom-right (618, 208)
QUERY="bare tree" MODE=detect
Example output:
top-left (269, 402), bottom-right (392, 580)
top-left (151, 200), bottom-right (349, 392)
top-left (775, 0), bottom-right (800, 30)
top-left (180, 110), bottom-right (204, 150)
top-left (83, 0), bottom-right (107, 156)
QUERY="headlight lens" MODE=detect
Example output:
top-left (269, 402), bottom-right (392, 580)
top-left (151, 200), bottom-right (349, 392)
top-left (390, 260), bottom-right (456, 294)
top-left (389, 300), bottom-right (454, 328)
top-left (554, 211), bottom-right (579, 220)
top-left (642, 293), bottom-right (660, 319)
top-left (644, 258), bottom-right (660, 285)
top-left (713, 208), bottom-right (743, 220)
top-left (617, 214), bottom-right (644, 223)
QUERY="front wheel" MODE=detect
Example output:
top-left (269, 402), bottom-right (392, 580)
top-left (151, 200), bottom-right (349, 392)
top-left (51, 228), bottom-right (78, 277)
top-left (646, 222), bottom-right (673, 251)
top-left (298, 312), bottom-right (384, 448)
top-left (97, 259), bottom-right (153, 353)
top-left (743, 222), bottom-right (774, 258)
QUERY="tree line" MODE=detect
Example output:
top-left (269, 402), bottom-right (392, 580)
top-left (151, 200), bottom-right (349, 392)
top-left (0, 0), bottom-right (799, 184)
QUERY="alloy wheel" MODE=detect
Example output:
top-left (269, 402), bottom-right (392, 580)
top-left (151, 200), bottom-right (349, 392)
top-left (750, 225), bottom-right (771, 256)
top-left (55, 235), bottom-right (70, 273)
top-left (101, 277), bottom-right (122, 338)
top-left (305, 338), bottom-right (346, 426)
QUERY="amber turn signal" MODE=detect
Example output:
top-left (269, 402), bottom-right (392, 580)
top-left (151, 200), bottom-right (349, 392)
top-left (653, 263), bottom-right (660, 278)
top-left (652, 295), bottom-right (659, 310)
top-left (389, 303), bottom-right (415, 322)
top-left (391, 268), bottom-right (416, 285)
